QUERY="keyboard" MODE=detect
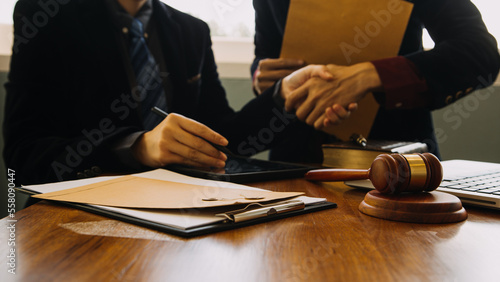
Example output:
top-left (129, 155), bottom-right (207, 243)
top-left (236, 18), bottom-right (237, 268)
top-left (345, 159), bottom-right (500, 210)
top-left (437, 160), bottom-right (500, 209)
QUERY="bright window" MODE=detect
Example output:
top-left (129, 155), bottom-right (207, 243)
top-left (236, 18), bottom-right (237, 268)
top-left (474, 0), bottom-right (500, 43)
top-left (162, 0), bottom-right (254, 38)
top-left (423, 0), bottom-right (500, 48)
top-left (1, 0), bottom-right (499, 42)
top-left (0, 0), bottom-right (16, 24)
top-left (1, 0), bottom-right (499, 60)
top-left (1, 0), bottom-right (499, 39)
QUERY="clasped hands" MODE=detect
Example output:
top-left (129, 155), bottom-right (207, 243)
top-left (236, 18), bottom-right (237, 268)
top-left (260, 58), bottom-right (382, 130)
top-left (132, 59), bottom-right (382, 169)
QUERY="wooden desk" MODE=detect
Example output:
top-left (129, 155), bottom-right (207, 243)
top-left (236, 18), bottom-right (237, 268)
top-left (2, 178), bottom-right (500, 281)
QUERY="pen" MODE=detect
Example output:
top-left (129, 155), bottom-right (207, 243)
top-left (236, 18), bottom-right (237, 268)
top-left (350, 133), bottom-right (367, 148)
top-left (151, 107), bottom-right (235, 157)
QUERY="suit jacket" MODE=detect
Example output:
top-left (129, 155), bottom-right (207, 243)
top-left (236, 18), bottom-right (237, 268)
top-left (252, 0), bottom-right (500, 162)
top-left (3, 0), bottom-right (291, 184)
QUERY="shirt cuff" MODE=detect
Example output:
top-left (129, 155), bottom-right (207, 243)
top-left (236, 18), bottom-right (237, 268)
top-left (271, 79), bottom-right (286, 109)
top-left (252, 68), bottom-right (261, 96)
top-left (112, 131), bottom-right (147, 171)
top-left (371, 56), bottom-right (430, 109)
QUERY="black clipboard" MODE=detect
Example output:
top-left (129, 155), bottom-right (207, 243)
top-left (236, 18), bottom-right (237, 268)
top-left (17, 188), bottom-right (337, 238)
top-left (166, 156), bottom-right (319, 183)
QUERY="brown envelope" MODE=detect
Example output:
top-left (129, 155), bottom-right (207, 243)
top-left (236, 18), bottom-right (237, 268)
top-left (281, 0), bottom-right (413, 140)
top-left (32, 175), bottom-right (304, 209)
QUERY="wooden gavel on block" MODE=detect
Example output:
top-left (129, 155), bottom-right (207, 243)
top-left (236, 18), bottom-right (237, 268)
top-left (305, 153), bottom-right (443, 194)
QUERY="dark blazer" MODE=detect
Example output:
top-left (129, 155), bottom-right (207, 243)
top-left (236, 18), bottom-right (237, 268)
top-left (3, 0), bottom-right (290, 184)
top-left (252, 0), bottom-right (500, 161)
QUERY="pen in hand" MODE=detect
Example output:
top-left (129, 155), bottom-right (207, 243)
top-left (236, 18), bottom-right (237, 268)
top-left (151, 107), bottom-right (235, 157)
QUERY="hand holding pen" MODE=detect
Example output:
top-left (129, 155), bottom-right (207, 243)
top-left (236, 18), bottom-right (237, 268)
top-left (131, 107), bottom-right (231, 168)
top-left (151, 107), bottom-right (234, 156)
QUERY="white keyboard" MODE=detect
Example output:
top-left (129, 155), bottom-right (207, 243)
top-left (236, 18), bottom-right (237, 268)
top-left (436, 160), bottom-right (500, 209)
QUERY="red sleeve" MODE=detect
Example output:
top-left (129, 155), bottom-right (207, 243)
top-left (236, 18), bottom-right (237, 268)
top-left (371, 56), bottom-right (430, 109)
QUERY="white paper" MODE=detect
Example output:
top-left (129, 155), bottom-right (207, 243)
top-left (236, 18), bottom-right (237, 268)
top-left (21, 169), bottom-right (326, 230)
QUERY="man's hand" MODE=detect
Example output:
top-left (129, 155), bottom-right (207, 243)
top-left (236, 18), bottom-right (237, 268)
top-left (323, 103), bottom-right (359, 128)
top-left (285, 62), bottom-right (382, 129)
top-left (280, 64), bottom-right (334, 99)
top-left (132, 113), bottom-right (229, 168)
top-left (254, 58), bottom-right (306, 95)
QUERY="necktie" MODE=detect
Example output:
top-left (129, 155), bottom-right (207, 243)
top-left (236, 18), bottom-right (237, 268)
top-left (129, 18), bottom-right (167, 130)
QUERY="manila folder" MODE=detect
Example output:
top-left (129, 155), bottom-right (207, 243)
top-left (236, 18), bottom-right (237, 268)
top-left (281, 0), bottom-right (413, 140)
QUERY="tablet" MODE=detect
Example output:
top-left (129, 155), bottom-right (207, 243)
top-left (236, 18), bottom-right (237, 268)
top-left (166, 156), bottom-right (318, 183)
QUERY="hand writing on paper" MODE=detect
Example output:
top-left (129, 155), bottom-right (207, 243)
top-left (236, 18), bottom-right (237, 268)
top-left (285, 62), bottom-right (382, 130)
top-left (254, 58), bottom-right (306, 95)
top-left (132, 113), bottom-right (228, 168)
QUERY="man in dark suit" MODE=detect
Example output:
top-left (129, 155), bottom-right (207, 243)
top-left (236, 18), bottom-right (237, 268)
top-left (3, 0), bottom-right (337, 184)
top-left (252, 0), bottom-right (500, 163)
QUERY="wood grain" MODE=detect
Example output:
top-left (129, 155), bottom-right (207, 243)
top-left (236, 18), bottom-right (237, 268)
top-left (2, 178), bottom-right (500, 281)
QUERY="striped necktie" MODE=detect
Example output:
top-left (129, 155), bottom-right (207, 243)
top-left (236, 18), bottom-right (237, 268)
top-left (129, 18), bottom-right (167, 130)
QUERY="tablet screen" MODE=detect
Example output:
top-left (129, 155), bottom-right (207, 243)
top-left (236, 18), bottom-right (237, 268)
top-left (166, 156), bottom-right (317, 183)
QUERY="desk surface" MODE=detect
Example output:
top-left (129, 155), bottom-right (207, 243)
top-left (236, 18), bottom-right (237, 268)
top-left (2, 178), bottom-right (500, 281)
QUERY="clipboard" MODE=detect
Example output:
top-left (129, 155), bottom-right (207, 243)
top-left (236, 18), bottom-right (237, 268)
top-left (17, 189), bottom-right (336, 238)
top-left (17, 170), bottom-right (336, 238)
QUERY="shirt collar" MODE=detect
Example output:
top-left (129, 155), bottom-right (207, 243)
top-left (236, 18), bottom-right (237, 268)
top-left (105, 0), bottom-right (153, 33)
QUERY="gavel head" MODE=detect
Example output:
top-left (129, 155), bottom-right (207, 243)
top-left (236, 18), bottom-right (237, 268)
top-left (371, 153), bottom-right (443, 194)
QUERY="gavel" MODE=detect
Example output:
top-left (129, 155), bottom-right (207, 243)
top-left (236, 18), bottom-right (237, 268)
top-left (305, 153), bottom-right (443, 194)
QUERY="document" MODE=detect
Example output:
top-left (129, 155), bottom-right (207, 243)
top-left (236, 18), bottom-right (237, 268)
top-left (32, 175), bottom-right (303, 209)
top-left (281, 0), bottom-right (413, 140)
top-left (21, 169), bottom-right (328, 231)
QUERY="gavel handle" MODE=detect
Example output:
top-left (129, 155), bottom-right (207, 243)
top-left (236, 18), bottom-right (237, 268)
top-left (305, 169), bottom-right (370, 181)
